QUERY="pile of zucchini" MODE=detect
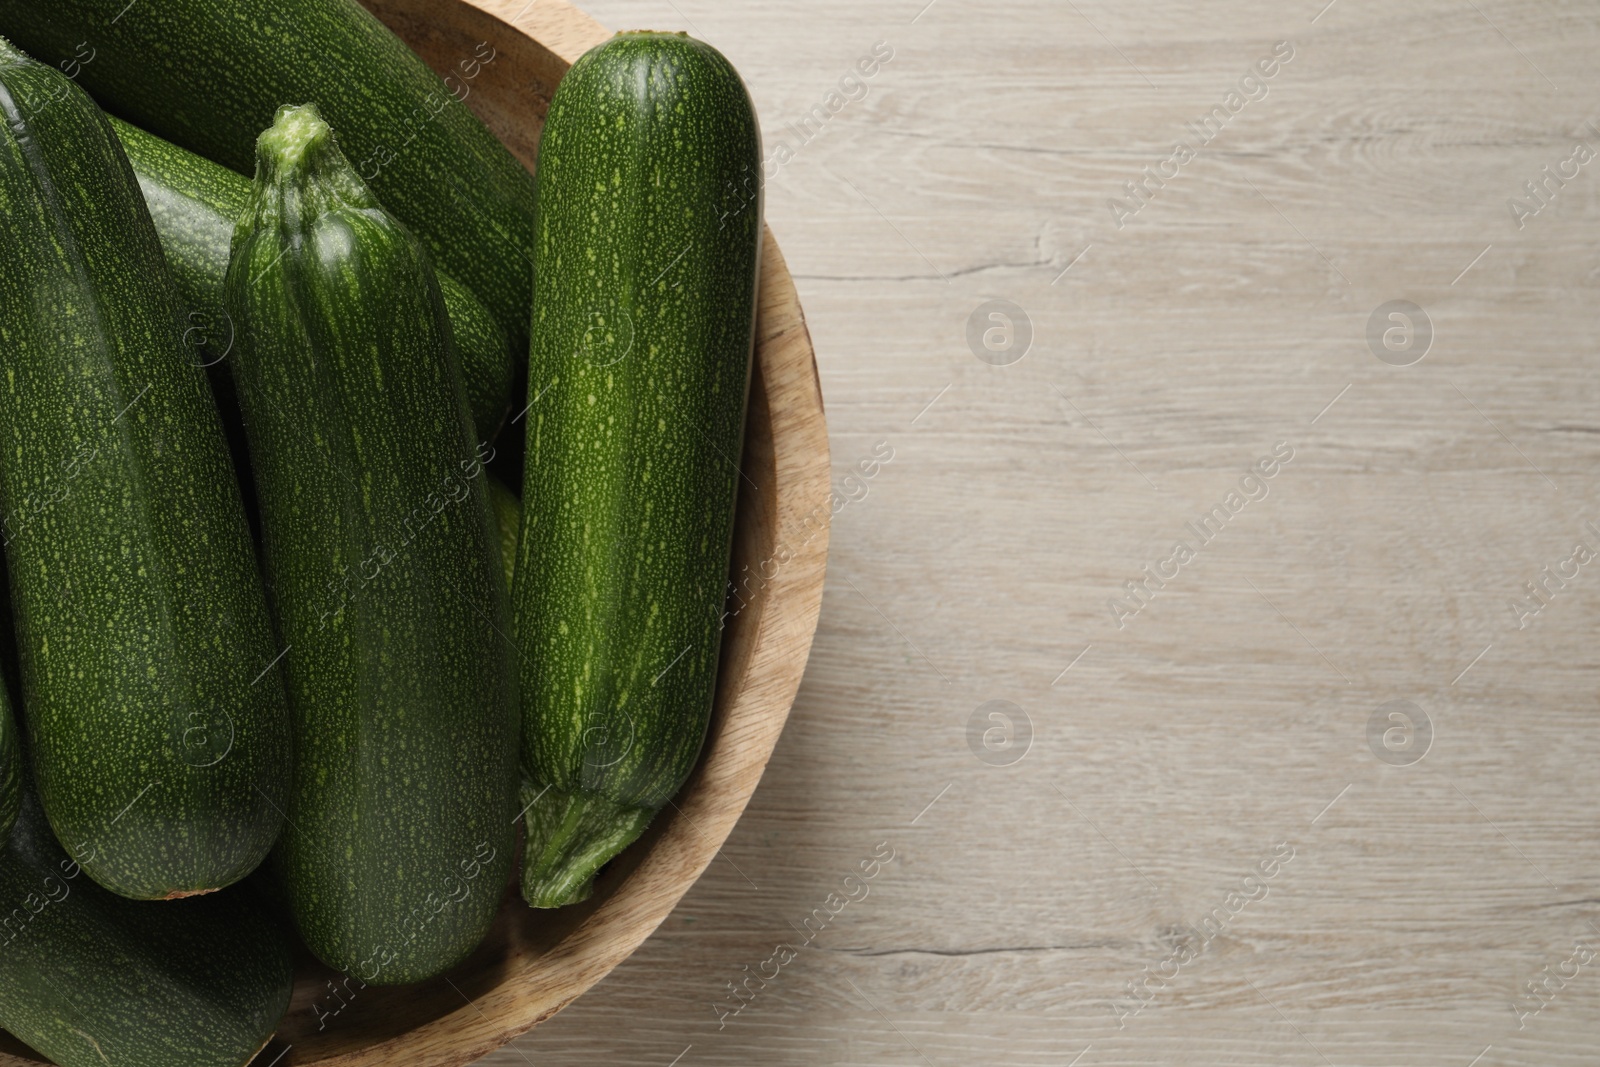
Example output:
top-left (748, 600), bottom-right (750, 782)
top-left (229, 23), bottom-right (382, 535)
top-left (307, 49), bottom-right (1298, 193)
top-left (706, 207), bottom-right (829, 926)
top-left (0, 0), bottom-right (760, 1061)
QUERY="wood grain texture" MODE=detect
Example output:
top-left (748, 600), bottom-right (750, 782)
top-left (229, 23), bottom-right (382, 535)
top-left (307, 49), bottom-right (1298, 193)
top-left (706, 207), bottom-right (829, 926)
top-left (465, 0), bottom-right (1600, 1065)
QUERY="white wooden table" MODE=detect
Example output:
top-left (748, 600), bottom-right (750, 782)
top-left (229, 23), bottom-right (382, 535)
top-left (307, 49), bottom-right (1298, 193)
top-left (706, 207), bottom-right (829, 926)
top-left (485, 1), bottom-right (1600, 1063)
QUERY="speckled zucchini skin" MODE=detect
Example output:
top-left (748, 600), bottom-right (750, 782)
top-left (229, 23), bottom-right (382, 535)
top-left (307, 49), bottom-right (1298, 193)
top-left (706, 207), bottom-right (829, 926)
top-left (0, 38), bottom-right (289, 900)
top-left (0, 0), bottom-right (537, 347)
top-left (487, 475), bottom-right (520, 589)
top-left (226, 105), bottom-right (518, 983)
top-left (0, 781), bottom-right (293, 1067)
top-left (108, 115), bottom-right (515, 444)
top-left (0, 680), bottom-right (18, 847)
top-left (512, 33), bottom-right (761, 907)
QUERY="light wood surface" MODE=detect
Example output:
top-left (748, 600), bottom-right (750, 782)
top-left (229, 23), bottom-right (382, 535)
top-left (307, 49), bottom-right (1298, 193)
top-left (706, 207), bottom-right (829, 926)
top-left (466, 0), bottom-right (1600, 1065)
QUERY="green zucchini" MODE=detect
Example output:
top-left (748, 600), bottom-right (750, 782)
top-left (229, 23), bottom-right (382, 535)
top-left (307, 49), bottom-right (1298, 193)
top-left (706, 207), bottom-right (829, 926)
top-left (0, 682), bottom-right (17, 848)
top-left (0, 566), bottom-right (18, 849)
top-left (0, 687), bottom-right (17, 848)
top-left (227, 104), bottom-right (518, 982)
top-left (0, 0), bottom-right (536, 346)
top-left (107, 114), bottom-right (515, 444)
top-left (0, 781), bottom-right (293, 1067)
top-left (487, 475), bottom-right (520, 590)
top-left (513, 33), bottom-right (761, 908)
top-left (0, 37), bottom-right (289, 899)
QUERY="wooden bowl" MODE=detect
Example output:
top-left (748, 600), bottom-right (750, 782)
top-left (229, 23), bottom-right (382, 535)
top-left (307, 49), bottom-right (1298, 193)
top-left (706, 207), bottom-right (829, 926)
top-left (0, 2), bottom-right (828, 1065)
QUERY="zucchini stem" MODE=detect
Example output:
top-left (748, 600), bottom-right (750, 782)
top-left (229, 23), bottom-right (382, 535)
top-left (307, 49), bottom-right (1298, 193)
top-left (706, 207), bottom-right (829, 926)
top-left (519, 780), bottom-right (653, 909)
